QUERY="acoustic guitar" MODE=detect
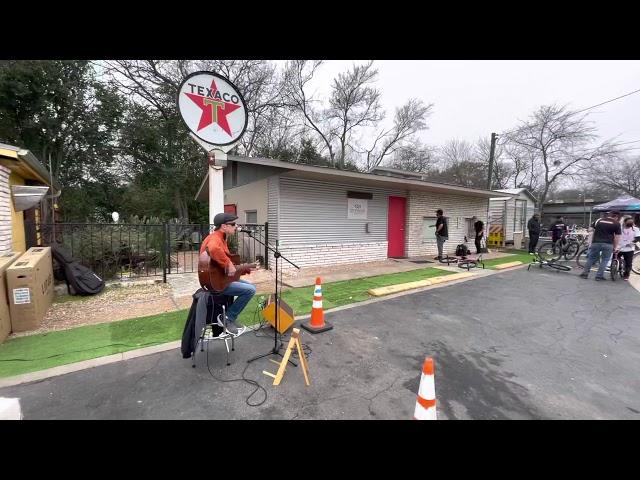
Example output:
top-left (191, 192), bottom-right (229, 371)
top-left (198, 251), bottom-right (257, 292)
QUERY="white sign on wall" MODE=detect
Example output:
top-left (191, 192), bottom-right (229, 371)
top-left (348, 198), bottom-right (368, 219)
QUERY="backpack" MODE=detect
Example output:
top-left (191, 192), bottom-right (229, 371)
top-left (51, 243), bottom-right (105, 295)
top-left (181, 290), bottom-right (233, 359)
top-left (456, 244), bottom-right (470, 257)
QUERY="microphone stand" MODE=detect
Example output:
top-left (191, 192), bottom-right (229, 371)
top-left (243, 228), bottom-right (300, 366)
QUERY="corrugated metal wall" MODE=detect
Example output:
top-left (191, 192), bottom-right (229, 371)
top-left (267, 175), bottom-right (279, 241)
top-left (276, 177), bottom-right (406, 246)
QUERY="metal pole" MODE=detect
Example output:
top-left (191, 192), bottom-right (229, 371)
top-left (208, 151), bottom-right (225, 227)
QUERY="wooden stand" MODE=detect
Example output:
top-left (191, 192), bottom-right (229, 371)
top-left (263, 328), bottom-right (310, 386)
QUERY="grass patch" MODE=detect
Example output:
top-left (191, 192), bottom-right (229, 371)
top-left (0, 267), bottom-right (452, 378)
top-left (484, 250), bottom-right (533, 269)
top-left (0, 310), bottom-right (187, 378)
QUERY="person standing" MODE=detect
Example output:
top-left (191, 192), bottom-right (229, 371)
top-left (550, 216), bottom-right (567, 244)
top-left (618, 216), bottom-right (640, 281)
top-left (434, 209), bottom-right (448, 260)
top-left (472, 215), bottom-right (484, 254)
top-left (579, 211), bottom-right (622, 281)
top-left (527, 213), bottom-right (541, 254)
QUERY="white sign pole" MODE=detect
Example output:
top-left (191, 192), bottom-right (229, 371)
top-left (190, 133), bottom-right (236, 228)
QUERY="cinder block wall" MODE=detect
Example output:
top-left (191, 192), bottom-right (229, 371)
top-left (406, 191), bottom-right (489, 257)
top-left (268, 241), bottom-right (387, 272)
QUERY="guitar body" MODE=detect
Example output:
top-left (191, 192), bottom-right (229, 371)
top-left (198, 251), bottom-right (255, 292)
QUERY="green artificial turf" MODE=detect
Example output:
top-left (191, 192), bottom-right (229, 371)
top-left (0, 266), bottom-right (453, 378)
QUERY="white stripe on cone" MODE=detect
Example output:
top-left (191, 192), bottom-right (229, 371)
top-left (418, 372), bottom-right (435, 400)
top-left (414, 402), bottom-right (437, 420)
top-left (312, 300), bottom-right (323, 309)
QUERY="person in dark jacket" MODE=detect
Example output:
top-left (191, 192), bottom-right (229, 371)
top-left (527, 213), bottom-right (541, 254)
top-left (472, 216), bottom-right (484, 254)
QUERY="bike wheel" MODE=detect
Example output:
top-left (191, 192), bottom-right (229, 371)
top-left (458, 260), bottom-right (477, 270)
top-left (576, 248), bottom-right (601, 271)
top-left (632, 251), bottom-right (640, 275)
top-left (610, 258), bottom-right (619, 281)
top-left (439, 256), bottom-right (458, 264)
top-left (564, 241), bottom-right (580, 261)
top-left (538, 242), bottom-right (560, 262)
top-left (547, 261), bottom-right (571, 271)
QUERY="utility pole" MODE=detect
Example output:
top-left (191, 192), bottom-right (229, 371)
top-left (486, 132), bottom-right (497, 190)
top-left (484, 132), bottom-right (498, 251)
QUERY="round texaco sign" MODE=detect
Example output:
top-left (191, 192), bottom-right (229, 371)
top-left (177, 71), bottom-right (248, 146)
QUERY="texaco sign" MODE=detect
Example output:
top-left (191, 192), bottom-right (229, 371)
top-left (177, 71), bottom-right (248, 146)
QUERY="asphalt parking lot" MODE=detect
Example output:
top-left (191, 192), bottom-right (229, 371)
top-left (2, 267), bottom-right (639, 419)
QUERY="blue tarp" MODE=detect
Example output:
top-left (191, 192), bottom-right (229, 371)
top-left (592, 195), bottom-right (640, 212)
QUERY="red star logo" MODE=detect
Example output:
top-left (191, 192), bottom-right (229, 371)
top-left (185, 79), bottom-right (241, 136)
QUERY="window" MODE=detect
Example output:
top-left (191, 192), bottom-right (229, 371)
top-left (466, 218), bottom-right (475, 238)
top-left (422, 217), bottom-right (437, 242)
top-left (245, 210), bottom-right (257, 224)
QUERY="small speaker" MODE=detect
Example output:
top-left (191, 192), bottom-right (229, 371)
top-left (262, 294), bottom-right (295, 334)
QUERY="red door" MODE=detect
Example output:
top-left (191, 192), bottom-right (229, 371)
top-left (387, 196), bottom-right (406, 257)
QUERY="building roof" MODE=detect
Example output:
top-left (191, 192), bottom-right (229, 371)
top-left (196, 155), bottom-right (513, 201)
top-left (0, 142), bottom-right (61, 191)
top-left (491, 188), bottom-right (537, 203)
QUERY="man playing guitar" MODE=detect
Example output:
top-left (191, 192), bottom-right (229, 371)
top-left (200, 212), bottom-right (257, 335)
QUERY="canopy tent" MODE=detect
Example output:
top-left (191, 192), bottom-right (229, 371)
top-left (592, 195), bottom-right (640, 212)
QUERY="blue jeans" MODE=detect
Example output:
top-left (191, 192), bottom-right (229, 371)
top-left (582, 242), bottom-right (613, 278)
top-left (221, 279), bottom-right (256, 323)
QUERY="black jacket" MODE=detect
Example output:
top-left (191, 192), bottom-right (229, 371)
top-left (527, 217), bottom-right (540, 234)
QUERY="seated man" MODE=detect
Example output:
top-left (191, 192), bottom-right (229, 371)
top-left (200, 212), bottom-right (256, 335)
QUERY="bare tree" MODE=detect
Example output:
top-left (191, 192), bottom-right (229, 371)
top-left (282, 60), bottom-right (337, 163)
top-left (327, 61), bottom-right (384, 168)
top-left (361, 99), bottom-right (433, 171)
top-left (588, 155), bottom-right (640, 197)
top-left (504, 104), bottom-right (620, 216)
top-left (385, 138), bottom-right (438, 173)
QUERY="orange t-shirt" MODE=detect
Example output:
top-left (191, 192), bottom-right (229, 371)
top-left (200, 230), bottom-right (233, 270)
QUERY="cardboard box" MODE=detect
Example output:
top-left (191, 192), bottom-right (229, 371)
top-left (7, 247), bottom-right (54, 333)
top-left (0, 252), bottom-right (22, 343)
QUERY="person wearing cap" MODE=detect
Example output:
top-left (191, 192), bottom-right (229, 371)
top-left (527, 213), bottom-right (541, 254)
top-left (200, 212), bottom-right (256, 335)
top-left (579, 210), bottom-right (622, 281)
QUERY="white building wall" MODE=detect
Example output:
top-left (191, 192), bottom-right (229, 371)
top-left (223, 177), bottom-right (269, 224)
top-left (406, 191), bottom-right (489, 257)
top-left (0, 165), bottom-right (12, 255)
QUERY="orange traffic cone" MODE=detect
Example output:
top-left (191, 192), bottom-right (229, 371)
top-left (301, 277), bottom-right (333, 334)
top-left (413, 357), bottom-right (437, 420)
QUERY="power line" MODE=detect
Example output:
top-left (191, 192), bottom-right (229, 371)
top-left (497, 86), bottom-right (640, 141)
top-left (573, 87), bottom-right (640, 114)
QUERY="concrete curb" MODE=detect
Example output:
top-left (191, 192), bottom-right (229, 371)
top-left (0, 263), bottom-right (532, 388)
top-left (0, 341), bottom-right (181, 388)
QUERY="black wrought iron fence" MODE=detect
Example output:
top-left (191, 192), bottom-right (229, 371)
top-left (26, 222), bottom-right (268, 282)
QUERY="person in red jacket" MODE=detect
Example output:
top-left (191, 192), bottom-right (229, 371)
top-left (200, 212), bottom-right (256, 335)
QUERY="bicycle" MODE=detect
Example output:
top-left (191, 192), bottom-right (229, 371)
top-left (537, 232), bottom-right (585, 262)
top-left (610, 246), bottom-right (640, 280)
top-left (577, 242), bottom-right (640, 275)
top-left (527, 252), bottom-right (572, 272)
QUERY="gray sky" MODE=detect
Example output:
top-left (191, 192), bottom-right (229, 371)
top-left (300, 60), bottom-right (640, 151)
